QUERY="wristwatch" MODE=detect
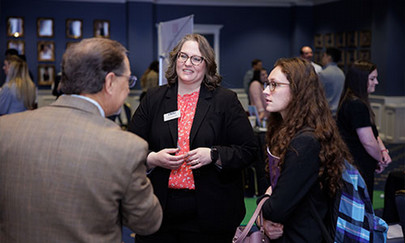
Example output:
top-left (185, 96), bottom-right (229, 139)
top-left (211, 147), bottom-right (219, 163)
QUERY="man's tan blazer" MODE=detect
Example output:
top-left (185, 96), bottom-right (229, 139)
top-left (0, 95), bottom-right (162, 242)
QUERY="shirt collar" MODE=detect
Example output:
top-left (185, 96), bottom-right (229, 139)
top-left (69, 94), bottom-right (105, 117)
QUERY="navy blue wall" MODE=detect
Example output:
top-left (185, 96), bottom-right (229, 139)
top-left (127, 2), bottom-right (156, 90)
top-left (154, 5), bottom-right (294, 88)
top-left (1, 0), bottom-right (127, 87)
top-left (1, 0), bottom-right (403, 95)
top-left (314, 0), bottom-right (405, 96)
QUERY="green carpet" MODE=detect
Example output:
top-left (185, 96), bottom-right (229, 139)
top-left (242, 190), bottom-right (385, 225)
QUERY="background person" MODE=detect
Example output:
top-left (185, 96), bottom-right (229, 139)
top-left (0, 38), bottom-right (162, 242)
top-left (243, 58), bottom-right (262, 95)
top-left (318, 47), bottom-right (345, 118)
top-left (0, 55), bottom-right (36, 115)
top-left (248, 68), bottom-right (269, 123)
top-left (260, 57), bottom-right (350, 241)
top-left (128, 34), bottom-right (257, 243)
top-left (337, 60), bottom-right (392, 198)
top-left (140, 60), bottom-right (159, 101)
top-left (300, 45), bottom-right (322, 73)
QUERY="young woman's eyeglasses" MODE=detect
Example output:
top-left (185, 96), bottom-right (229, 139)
top-left (114, 73), bottom-right (137, 88)
top-left (263, 80), bottom-right (290, 92)
top-left (177, 52), bottom-right (204, 66)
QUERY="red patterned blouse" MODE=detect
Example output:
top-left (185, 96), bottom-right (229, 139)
top-left (168, 91), bottom-right (199, 189)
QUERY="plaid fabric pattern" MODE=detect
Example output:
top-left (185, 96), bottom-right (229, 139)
top-left (333, 161), bottom-right (388, 243)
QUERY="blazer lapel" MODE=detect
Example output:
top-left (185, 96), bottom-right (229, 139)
top-left (190, 85), bottom-right (212, 147)
top-left (164, 83), bottom-right (179, 147)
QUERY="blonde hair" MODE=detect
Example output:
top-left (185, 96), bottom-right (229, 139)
top-left (5, 56), bottom-right (36, 109)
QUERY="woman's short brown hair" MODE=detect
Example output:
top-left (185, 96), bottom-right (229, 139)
top-left (165, 34), bottom-right (221, 90)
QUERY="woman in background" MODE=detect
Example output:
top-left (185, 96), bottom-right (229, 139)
top-left (140, 60), bottom-right (159, 101)
top-left (260, 57), bottom-right (350, 242)
top-left (337, 60), bottom-right (391, 198)
top-left (0, 55), bottom-right (36, 115)
top-left (249, 68), bottom-right (269, 123)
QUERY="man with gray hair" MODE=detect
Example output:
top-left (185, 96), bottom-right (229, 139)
top-left (0, 38), bottom-right (162, 242)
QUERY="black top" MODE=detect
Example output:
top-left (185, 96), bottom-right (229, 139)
top-left (128, 83), bottom-right (258, 232)
top-left (262, 131), bottom-right (328, 242)
top-left (337, 98), bottom-right (378, 195)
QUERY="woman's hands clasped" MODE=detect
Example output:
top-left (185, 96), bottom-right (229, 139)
top-left (147, 148), bottom-right (185, 170)
top-left (186, 147), bottom-right (211, 169)
top-left (146, 147), bottom-right (212, 170)
top-left (375, 150), bottom-right (392, 174)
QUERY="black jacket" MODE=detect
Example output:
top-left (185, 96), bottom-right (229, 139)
top-left (128, 82), bottom-right (257, 232)
top-left (262, 131), bottom-right (329, 242)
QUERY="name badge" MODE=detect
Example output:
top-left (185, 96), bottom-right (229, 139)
top-left (164, 110), bottom-right (181, 122)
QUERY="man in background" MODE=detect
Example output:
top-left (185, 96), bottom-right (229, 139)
top-left (243, 58), bottom-right (262, 95)
top-left (0, 38), bottom-right (162, 242)
top-left (300, 45), bottom-right (322, 73)
top-left (318, 47), bottom-right (345, 117)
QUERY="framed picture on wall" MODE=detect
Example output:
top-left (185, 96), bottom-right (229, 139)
top-left (7, 16), bottom-right (24, 37)
top-left (324, 33), bottom-right (334, 48)
top-left (346, 31), bottom-right (358, 47)
top-left (358, 50), bottom-right (371, 61)
top-left (93, 20), bottom-right (110, 38)
top-left (7, 40), bottom-right (25, 54)
top-left (359, 30), bottom-right (372, 47)
top-left (345, 50), bottom-right (357, 67)
top-left (37, 41), bottom-right (55, 62)
top-left (38, 64), bottom-right (55, 86)
top-left (335, 32), bottom-right (346, 47)
top-left (314, 34), bottom-right (323, 49)
top-left (338, 50), bottom-right (345, 66)
top-left (37, 18), bottom-right (54, 38)
top-left (66, 19), bottom-right (83, 39)
top-left (313, 50), bottom-right (322, 64)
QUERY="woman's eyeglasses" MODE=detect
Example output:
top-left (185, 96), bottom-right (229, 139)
top-left (263, 80), bottom-right (290, 92)
top-left (114, 73), bottom-right (137, 88)
top-left (177, 52), bottom-right (204, 66)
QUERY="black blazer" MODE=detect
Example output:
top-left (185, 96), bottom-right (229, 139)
top-left (128, 82), bottom-right (257, 232)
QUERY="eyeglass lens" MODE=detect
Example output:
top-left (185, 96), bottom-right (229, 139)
top-left (129, 76), bottom-right (137, 88)
top-left (178, 52), bottom-right (203, 65)
top-left (264, 81), bottom-right (275, 91)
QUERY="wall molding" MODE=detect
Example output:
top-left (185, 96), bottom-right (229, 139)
top-left (37, 91), bottom-right (404, 143)
top-left (370, 95), bottom-right (405, 144)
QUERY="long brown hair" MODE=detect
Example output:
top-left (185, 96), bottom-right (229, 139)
top-left (5, 55), bottom-right (36, 110)
top-left (266, 57), bottom-right (351, 197)
top-left (165, 34), bottom-right (221, 90)
top-left (337, 60), bottom-right (377, 124)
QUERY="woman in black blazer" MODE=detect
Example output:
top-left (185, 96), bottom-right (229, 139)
top-left (128, 34), bottom-right (257, 243)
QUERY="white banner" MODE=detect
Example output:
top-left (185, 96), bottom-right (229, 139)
top-left (158, 15), bottom-right (194, 85)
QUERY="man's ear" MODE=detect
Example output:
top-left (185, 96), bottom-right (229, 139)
top-left (104, 72), bottom-right (115, 95)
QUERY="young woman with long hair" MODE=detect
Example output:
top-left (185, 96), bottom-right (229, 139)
top-left (260, 57), bottom-right (351, 242)
top-left (337, 60), bottom-right (391, 198)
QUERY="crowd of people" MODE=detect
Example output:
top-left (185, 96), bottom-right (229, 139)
top-left (0, 35), bottom-right (400, 243)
